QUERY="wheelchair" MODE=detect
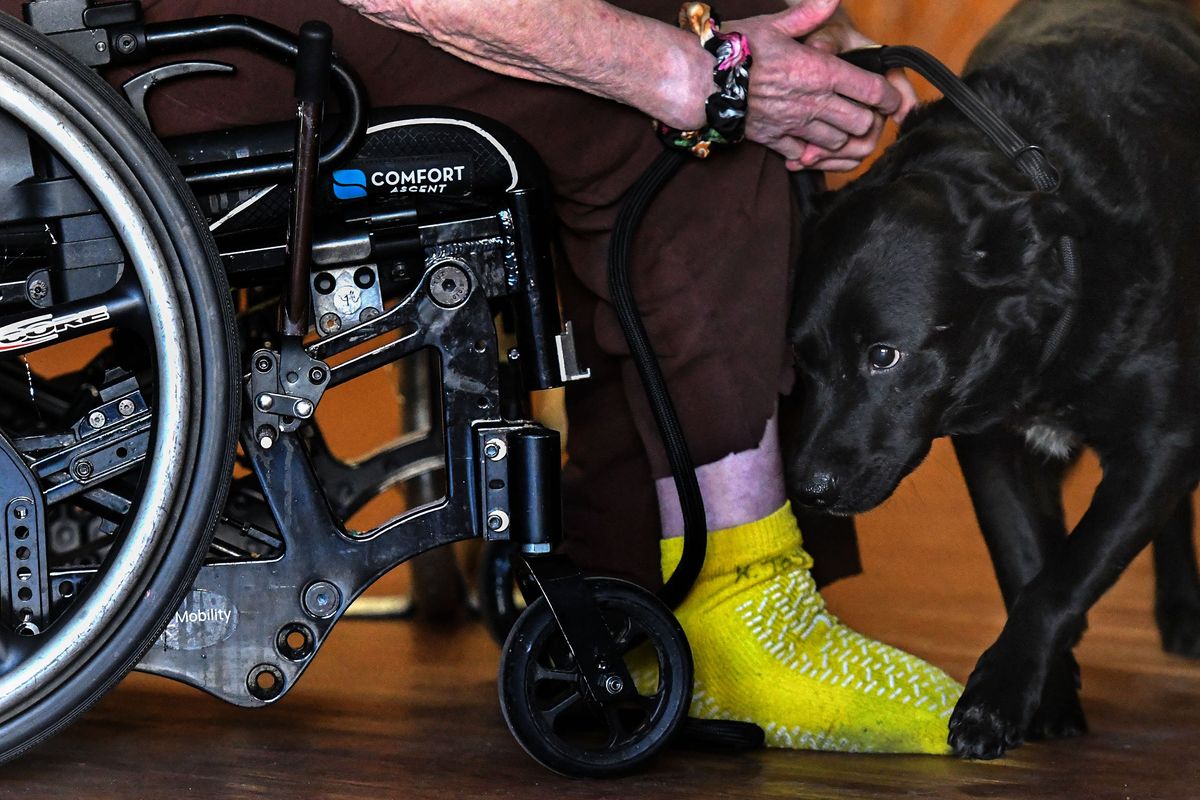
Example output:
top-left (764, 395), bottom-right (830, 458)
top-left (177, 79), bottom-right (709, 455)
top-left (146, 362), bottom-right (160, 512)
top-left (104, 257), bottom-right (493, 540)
top-left (0, 0), bottom-right (696, 777)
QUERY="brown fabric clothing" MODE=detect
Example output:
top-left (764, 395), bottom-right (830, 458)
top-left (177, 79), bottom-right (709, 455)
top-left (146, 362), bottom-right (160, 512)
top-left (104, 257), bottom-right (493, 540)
top-left (4, 0), bottom-right (859, 589)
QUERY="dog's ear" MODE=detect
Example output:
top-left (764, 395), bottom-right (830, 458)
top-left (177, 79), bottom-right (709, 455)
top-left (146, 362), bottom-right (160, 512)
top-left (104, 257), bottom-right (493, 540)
top-left (960, 190), bottom-right (1079, 330)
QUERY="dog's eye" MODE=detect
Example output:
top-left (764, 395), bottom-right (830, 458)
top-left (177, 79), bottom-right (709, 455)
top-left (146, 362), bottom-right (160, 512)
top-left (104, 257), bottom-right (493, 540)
top-left (867, 344), bottom-right (901, 371)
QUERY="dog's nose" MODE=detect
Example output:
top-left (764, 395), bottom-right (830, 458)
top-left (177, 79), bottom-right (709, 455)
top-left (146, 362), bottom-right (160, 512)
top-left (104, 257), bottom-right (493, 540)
top-left (794, 471), bottom-right (839, 509)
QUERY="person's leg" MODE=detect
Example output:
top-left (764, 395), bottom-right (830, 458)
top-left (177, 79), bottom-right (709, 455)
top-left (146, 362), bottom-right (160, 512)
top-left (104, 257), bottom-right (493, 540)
top-left (651, 410), bottom-right (961, 754)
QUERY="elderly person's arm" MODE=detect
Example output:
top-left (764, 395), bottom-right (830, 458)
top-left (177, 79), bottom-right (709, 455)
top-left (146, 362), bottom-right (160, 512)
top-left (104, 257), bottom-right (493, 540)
top-left (339, 0), bottom-right (901, 170)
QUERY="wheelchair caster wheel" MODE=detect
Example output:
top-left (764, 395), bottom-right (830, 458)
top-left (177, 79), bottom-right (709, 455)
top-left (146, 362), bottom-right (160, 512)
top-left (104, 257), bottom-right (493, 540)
top-left (478, 540), bottom-right (524, 645)
top-left (498, 577), bottom-right (692, 777)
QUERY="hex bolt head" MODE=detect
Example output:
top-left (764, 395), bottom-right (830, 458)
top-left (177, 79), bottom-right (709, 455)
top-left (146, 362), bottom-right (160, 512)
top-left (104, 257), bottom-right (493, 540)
top-left (254, 355), bottom-right (273, 373)
top-left (604, 675), bottom-right (625, 696)
top-left (294, 399), bottom-right (314, 418)
top-left (487, 512), bottom-right (507, 532)
top-left (87, 411), bottom-right (106, 430)
top-left (484, 438), bottom-right (507, 461)
top-left (256, 394), bottom-right (274, 411)
top-left (117, 398), bottom-right (136, 417)
top-left (73, 460), bottom-right (94, 480)
top-left (303, 581), bottom-right (341, 619)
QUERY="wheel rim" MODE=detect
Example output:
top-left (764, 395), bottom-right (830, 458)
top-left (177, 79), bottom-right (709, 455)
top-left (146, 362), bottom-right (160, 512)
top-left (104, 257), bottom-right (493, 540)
top-left (0, 53), bottom-right (189, 716)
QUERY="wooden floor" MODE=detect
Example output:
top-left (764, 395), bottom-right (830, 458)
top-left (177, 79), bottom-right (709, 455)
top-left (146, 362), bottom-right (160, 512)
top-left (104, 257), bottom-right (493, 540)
top-left (3, 440), bottom-right (1198, 799)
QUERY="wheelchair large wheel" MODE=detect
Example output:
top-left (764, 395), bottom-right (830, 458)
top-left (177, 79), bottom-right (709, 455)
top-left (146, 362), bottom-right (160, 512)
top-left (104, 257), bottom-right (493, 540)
top-left (0, 15), bottom-right (237, 760)
top-left (498, 577), bottom-right (692, 777)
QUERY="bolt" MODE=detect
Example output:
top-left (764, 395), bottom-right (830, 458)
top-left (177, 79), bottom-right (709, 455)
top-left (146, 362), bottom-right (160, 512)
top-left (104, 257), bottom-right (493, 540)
top-left (359, 307), bottom-right (380, 323)
top-left (94, 40), bottom-right (107, 53)
top-left (308, 367), bottom-right (326, 384)
top-left (254, 355), bottom-right (273, 373)
top-left (27, 279), bottom-right (48, 302)
top-left (73, 460), bottom-right (94, 480)
top-left (604, 675), bottom-right (625, 696)
top-left (117, 398), bottom-right (136, 417)
top-left (256, 425), bottom-right (276, 450)
top-left (487, 513), bottom-right (504, 532)
top-left (303, 581), bottom-right (341, 619)
top-left (13, 507), bottom-right (28, 520)
top-left (256, 394), bottom-right (274, 411)
top-left (507, 348), bottom-right (520, 361)
top-left (87, 411), bottom-right (106, 430)
top-left (319, 313), bottom-right (342, 334)
top-left (115, 33), bottom-right (137, 54)
top-left (484, 438), bottom-right (506, 461)
top-left (294, 399), bottom-right (314, 418)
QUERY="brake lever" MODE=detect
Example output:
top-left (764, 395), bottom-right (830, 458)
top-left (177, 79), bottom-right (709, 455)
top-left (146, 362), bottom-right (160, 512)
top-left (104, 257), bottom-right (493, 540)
top-left (120, 60), bottom-right (236, 131)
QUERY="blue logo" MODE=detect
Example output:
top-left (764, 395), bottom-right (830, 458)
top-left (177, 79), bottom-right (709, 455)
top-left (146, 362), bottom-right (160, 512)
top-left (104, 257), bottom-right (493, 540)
top-left (332, 169), bottom-right (367, 200)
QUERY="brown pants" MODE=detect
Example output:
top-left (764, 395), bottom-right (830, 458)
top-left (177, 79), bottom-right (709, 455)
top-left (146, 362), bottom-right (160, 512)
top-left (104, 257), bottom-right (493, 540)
top-left (7, 0), bottom-right (859, 589)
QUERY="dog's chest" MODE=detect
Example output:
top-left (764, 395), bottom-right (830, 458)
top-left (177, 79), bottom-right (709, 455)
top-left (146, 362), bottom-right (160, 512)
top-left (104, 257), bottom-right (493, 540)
top-left (1020, 421), bottom-right (1080, 461)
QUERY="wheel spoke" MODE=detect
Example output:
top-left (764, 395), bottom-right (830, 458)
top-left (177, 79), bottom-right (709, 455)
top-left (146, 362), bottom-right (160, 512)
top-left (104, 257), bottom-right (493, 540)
top-left (533, 664), bottom-right (578, 686)
top-left (540, 689), bottom-right (584, 728)
top-left (603, 704), bottom-right (631, 749)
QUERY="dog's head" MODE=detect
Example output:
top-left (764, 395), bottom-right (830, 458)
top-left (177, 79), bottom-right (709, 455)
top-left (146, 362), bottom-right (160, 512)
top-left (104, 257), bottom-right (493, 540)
top-left (783, 145), bottom-right (1076, 515)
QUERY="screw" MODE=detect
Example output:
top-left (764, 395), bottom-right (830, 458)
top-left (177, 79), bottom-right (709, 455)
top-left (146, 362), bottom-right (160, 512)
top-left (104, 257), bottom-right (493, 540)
top-left (303, 581), bottom-right (341, 619)
top-left (507, 348), bottom-right (520, 361)
top-left (87, 411), bottom-right (106, 430)
top-left (254, 355), bottom-right (273, 373)
top-left (319, 313), bottom-right (342, 334)
top-left (484, 438), bottom-right (506, 461)
top-left (256, 394), bottom-right (274, 411)
top-left (117, 398), bottom-right (136, 416)
top-left (359, 307), bottom-right (380, 323)
top-left (604, 675), bottom-right (625, 696)
top-left (94, 40), bottom-right (107, 53)
top-left (73, 460), bottom-right (94, 480)
top-left (308, 367), bottom-right (326, 384)
top-left (115, 33), bottom-right (137, 54)
top-left (487, 513), bottom-right (507, 532)
top-left (294, 399), bottom-right (314, 418)
top-left (256, 425), bottom-right (276, 450)
top-left (27, 279), bottom-right (48, 302)
top-left (13, 507), bottom-right (28, 520)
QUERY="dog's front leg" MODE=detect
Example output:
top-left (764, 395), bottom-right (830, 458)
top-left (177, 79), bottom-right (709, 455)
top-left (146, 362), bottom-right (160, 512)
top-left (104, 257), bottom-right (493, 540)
top-left (953, 432), bottom-right (1086, 741)
top-left (948, 449), bottom-right (1195, 759)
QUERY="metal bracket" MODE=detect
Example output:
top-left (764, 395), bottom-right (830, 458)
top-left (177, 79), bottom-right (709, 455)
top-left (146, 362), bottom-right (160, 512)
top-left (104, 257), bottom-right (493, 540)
top-left (121, 61), bottom-right (236, 130)
top-left (555, 320), bottom-right (591, 382)
top-left (248, 345), bottom-right (330, 447)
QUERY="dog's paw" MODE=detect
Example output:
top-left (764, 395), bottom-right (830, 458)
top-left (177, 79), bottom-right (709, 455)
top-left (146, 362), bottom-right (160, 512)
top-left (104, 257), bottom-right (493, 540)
top-left (948, 659), bottom-right (1037, 759)
top-left (948, 700), bottom-right (1024, 759)
top-left (1027, 653), bottom-right (1088, 741)
top-left (1157, 602), bottom-right (1200, 658)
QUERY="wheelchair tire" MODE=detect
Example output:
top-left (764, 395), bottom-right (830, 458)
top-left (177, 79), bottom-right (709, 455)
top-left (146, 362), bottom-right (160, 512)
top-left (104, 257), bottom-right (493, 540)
top-left (498, 577), bottom-right (692, 778)
top-left (0, 14), bottom-right (237, 762)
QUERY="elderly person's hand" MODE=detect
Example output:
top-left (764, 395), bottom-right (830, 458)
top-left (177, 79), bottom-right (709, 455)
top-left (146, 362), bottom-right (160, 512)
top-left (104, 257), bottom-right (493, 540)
top-left (725, 0), bottom-right (916, 171)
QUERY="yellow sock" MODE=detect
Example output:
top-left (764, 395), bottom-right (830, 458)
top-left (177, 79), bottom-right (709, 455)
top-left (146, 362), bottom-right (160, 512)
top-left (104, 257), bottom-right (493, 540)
top-left (660, 503), bottom-right (962, 754)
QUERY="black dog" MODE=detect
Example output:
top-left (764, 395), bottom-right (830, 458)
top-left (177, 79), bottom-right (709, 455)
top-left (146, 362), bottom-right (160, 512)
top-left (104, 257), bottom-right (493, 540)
top-left (782, 0), bottom-right (1200, 759)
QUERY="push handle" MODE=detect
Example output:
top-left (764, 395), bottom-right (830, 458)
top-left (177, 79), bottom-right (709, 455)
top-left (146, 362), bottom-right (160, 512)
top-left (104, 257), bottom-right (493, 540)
top-left (295, 20), bottom-right (333, 104)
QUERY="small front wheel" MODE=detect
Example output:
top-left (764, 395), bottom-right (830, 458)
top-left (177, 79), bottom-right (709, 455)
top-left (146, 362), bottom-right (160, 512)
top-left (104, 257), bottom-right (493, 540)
top-left (498, 577), bottom-right (692, 778)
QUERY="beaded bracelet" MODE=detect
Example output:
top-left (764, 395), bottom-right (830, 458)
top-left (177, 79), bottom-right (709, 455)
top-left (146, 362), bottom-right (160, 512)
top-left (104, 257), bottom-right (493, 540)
top-left (657, 2), bottom-right (753, 158)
